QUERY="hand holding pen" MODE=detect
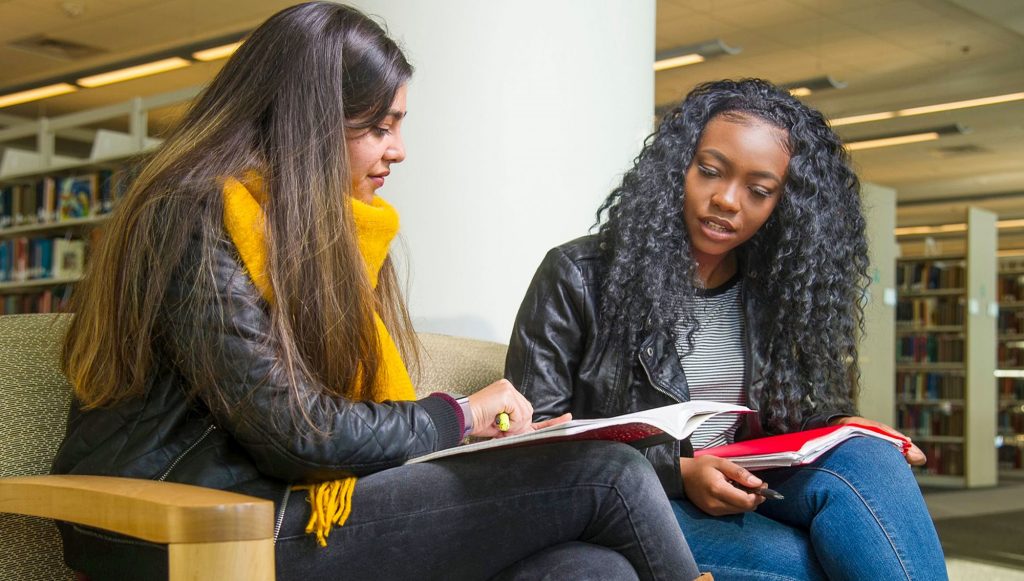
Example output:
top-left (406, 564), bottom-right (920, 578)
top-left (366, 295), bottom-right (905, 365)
top-left (680, 455), bottom-right (783, 516)
top-left (731, 482), bottom-right (784, 500)
top-left (464, 379), bottom-right (571, 438)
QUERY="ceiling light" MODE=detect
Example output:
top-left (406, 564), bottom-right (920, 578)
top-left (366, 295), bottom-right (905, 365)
top-left (0, 32), bottom-right (248, 105)
top-left (0, 83), bottom-right (77, 108)
top-left (900, 92), bottom-right (1024, 116)
top-left (782, 75), bottom-right (846, 97)
top-left (846, 124), bottom-right (966, 151)
top-left (831, 91), bottom-right (1024, 127)
top-left (895, 218), bottom-right (1024, 237)
top-left (654, 54), bottom-right (705, 71)
top-left (847, 132), bottom-right (940, 151)
top-left (192, 41), bottom-right (243, 62)
top-left (77, 57), bottom-right (192, 88)
top-left (654, 39), bottom-right (740, 72)
top-left (831, 112), bottom-right (897, 126)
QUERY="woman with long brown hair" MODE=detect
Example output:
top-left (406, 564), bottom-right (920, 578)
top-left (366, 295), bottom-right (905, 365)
top-left (52, 2), bottom-right (702, 580)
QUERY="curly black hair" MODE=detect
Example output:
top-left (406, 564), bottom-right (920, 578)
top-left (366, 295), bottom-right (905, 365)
top-left (595, 78), bottom-right (869, 434)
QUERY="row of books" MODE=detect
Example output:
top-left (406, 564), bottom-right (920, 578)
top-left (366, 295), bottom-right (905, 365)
top-left (997, 344), bottom-right (1024, 368)
top-left (896, 296), bottom-right (964, 327)
top-left (998, 271), bottom-right (1024, 472)
top-left (0, 237), bottom-right (86, 283)
top-left (999, 412), bottom-right (1023, 434)
top-left (896, 335), bottom-right (965, 364)
top-left (998, 444), bottom-right (1022, 470)
top-left (897, 261), bottom-right (965, 291)
top-left (0, 288), bottom-right (71, 315)
top-left (998, 274), bottom-right (1024, 304)
top-left (913, 442), bottom-right (964, 476)
top-left (997, 379), bottom-right (1024, 400)
top-left (0, 169), bottom-right (122, 228)
top-left (998, 309), bottom-right (1024, 334)
top-left (897, 406), bottom-right (964, 438)
top-left (896, 372), bottom-right (965, 401)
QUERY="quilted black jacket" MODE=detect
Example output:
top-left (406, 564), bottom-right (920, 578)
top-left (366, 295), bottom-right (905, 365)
top-left (505, 235), bottom-right (850, 498)
top-left (52, 234), bottom-right (462, 539)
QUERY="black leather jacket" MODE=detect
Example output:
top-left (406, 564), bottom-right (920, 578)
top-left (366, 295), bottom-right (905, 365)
top-left (52, 235), bottom-right (462, 541)
top-left (505, 235), bottom-right (848, 498)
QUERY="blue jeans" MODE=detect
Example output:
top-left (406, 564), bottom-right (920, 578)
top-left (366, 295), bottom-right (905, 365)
top-left (672, 436), bottom-right (947, 580)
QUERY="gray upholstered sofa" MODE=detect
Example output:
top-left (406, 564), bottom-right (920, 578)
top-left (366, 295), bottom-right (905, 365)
top-left (0, 313), bottom-right (507, 581)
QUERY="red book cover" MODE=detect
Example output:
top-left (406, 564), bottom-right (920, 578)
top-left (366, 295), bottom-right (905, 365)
top-left (694, 423), bottom-right (911, 470)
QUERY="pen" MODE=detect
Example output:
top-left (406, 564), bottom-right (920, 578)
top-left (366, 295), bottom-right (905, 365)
top-left (495, 411), bottom-right (510, 432)
top-left (732, 482), bottom-right (785, 500)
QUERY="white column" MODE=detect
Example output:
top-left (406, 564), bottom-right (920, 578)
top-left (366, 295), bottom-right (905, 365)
top-left (859, 182), bottom-right (897, 426)
top-left (965, 207), bottom-right (997, 488)
top-left (352, 0), bottom-right (655, 342)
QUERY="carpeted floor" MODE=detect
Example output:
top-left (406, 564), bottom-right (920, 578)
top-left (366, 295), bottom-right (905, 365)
top-left (934, 510), bottom-right (1024, 571)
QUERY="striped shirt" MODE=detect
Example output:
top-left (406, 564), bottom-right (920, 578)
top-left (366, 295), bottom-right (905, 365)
top-left (672, 275), bottom-right (746, 449)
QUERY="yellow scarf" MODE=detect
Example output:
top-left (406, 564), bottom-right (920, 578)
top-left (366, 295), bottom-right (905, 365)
top-left (222, 176), bottom-right (415, 546)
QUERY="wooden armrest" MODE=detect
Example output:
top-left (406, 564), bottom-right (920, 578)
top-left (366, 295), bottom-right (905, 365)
top-left (0, 475), bottom-right (274, 544)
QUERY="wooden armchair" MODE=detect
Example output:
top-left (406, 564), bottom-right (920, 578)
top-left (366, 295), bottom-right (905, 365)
top-left (0, 313), bottom-right (507, 580)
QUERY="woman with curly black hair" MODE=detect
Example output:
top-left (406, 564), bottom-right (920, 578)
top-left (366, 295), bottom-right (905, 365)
top-left (506, 78), bottom-right (947, 580)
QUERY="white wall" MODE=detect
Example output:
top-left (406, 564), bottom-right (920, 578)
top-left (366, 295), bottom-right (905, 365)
top-left (352, 0), bottom-right (655, 342)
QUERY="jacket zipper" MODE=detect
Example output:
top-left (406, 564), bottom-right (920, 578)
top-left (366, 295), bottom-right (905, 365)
top-left (273, 486), bottom-right (290, 543)
top-left (156, 424), bottom-right (289, 543)
top-left (158, 424), bottom-right (216, 481)
top-left (638, 351), bottom-right (683, 404)
top-left (637, 350), bottom-right (684, 491)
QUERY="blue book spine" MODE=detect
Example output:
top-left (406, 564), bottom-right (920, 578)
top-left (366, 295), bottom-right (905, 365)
top-left (38, 238), bottom-right (53, 279)
top-left (0, 240), bottom-right (10, 282)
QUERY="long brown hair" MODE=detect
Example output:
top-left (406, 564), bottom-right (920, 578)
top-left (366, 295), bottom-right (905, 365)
top-left (62, 2), bottom-right (417, 436)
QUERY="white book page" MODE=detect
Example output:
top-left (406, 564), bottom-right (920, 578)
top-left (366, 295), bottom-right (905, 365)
top-left (408, 401), bottom-right (751, 464)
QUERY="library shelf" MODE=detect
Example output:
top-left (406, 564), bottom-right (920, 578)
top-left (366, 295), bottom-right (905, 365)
top-left (895, 208), bottom-right (997, 488)
top-left (896, 325), bottom-right (964, 335)
top-left (0, 277), bottom-right (83, 294)
top-left (898, 288), bottom-right (966, 298)
top-left (0, 216), bottom-right (110, 239)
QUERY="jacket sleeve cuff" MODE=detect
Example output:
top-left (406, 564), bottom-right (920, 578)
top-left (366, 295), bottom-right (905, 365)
top-left (420, 393), bottom-right (465, 451)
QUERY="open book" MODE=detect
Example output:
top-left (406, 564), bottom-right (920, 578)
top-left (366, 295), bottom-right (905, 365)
top-left (694, 423), bottom-right (911, 470)
top-left (408, 401), bottom-right (752, 464)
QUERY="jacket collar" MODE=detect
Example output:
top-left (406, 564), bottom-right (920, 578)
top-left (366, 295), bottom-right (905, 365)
top-left (636, 282), bottom-right (766, 439)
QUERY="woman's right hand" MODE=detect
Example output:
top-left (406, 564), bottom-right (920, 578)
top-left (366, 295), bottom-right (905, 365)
top-left (466, 379), bottom-right (539, 438)
top-left (679, 455), bottom-right (766, 516)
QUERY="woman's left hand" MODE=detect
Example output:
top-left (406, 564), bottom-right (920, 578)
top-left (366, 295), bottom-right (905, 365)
top-left (530, 413), bottom-right (572, 431)
top-left (830, 416), bottom-right (927, 466)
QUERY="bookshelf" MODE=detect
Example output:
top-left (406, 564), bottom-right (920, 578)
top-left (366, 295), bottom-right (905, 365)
top-left (0, 171), bottom-right (120, 314)
top-left (996, 258), bottom-right (1024, 477)
top-left (0, 87), bottom-right (199, 315)
top-left (895, 207), bottom-right (997, 488)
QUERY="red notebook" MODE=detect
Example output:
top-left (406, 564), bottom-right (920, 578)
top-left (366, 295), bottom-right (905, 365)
top-left (694, 423), bottom-right (911, 470)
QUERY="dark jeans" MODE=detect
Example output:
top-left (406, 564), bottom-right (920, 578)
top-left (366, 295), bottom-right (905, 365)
top-left (63, 441), bottom-right (700, 581)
